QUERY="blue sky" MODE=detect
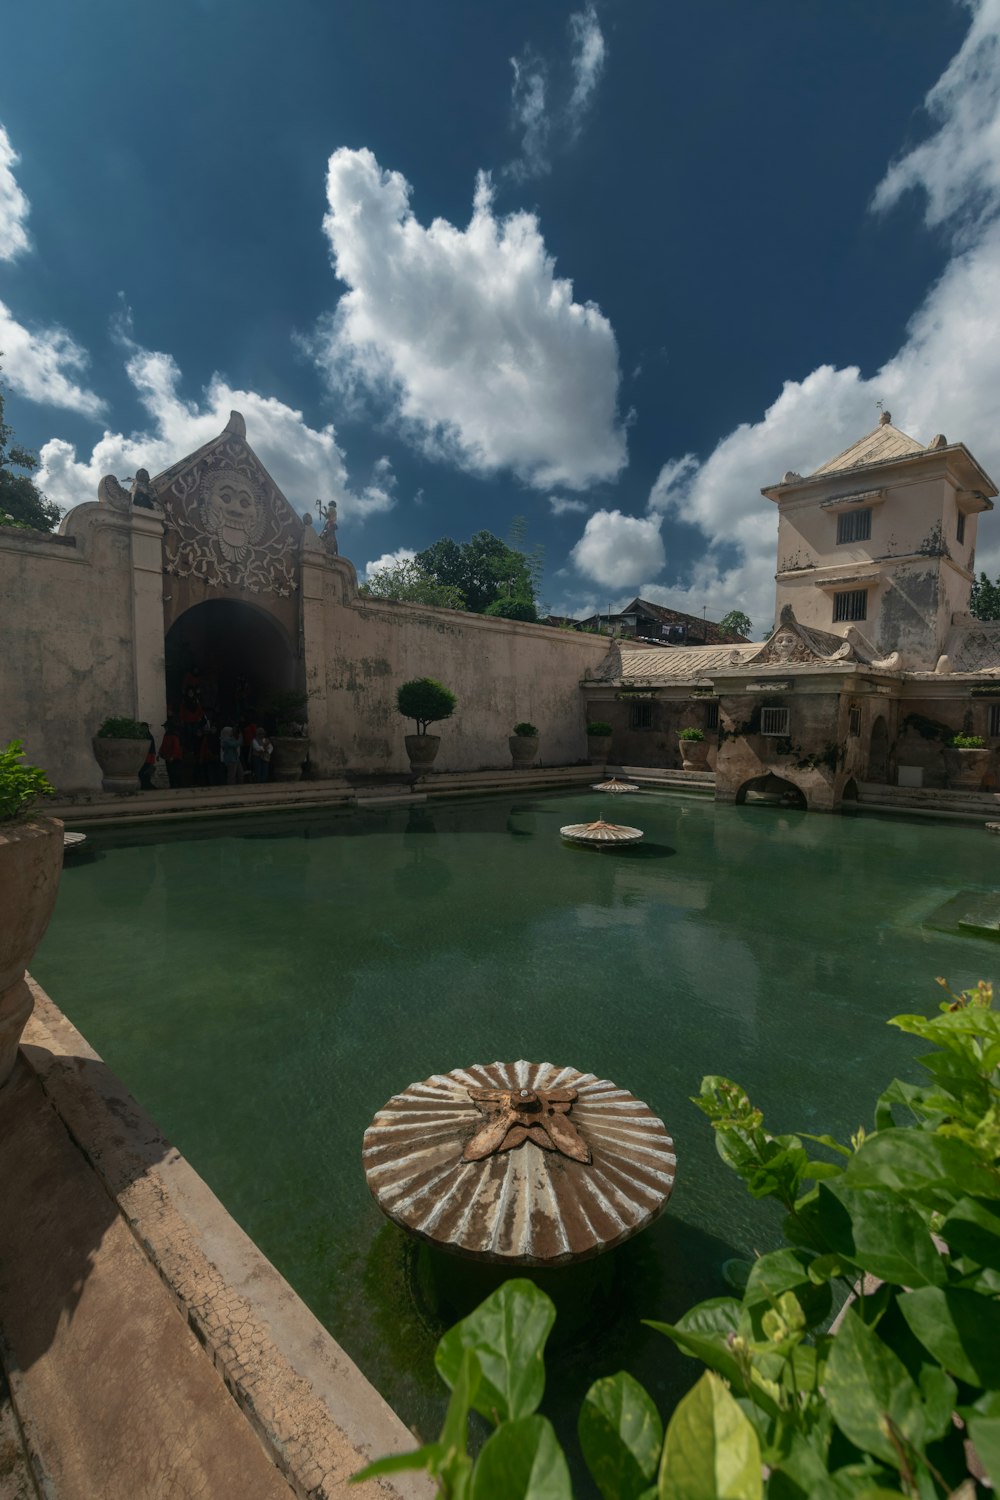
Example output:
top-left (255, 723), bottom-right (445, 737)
top-left (2, 0), bottom-right (998, 634)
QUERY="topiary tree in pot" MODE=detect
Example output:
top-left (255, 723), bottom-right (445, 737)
top-left (509, 721), bottom-right (539, 769)
top-left (92, 716), bottom-right (150, 793)
top-left (268, 690), bottom-right (313, 782)
top-left (397, 679), bottom-right (457, 776)
top-left (0, 740), bottom-right (60, 1086)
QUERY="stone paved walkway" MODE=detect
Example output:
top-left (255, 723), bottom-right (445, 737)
top-left (0, 1059), bottom-right (295, 1500)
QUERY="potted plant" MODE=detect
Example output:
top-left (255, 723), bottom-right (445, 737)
top-left (509, 721), bottom-right (539, 769)
top-left (944, 732), bottom-right (991, 789)
top-left (0, 740), bottom-right (60, 1086)
top-left (585, 720), bottom-right (612, 765)
top-left (93, 716), bottom-right (150, 793)
top-left (678, 725), bottom-right (710, 770)
top-left (269, 690), bottom-right (312, 782)
top-left (397, 679), bottom-right (457, 776)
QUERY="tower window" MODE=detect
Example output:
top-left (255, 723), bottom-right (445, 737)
top-left (834, 589), bottom-right (868, 623)
top-left (957, 510), bottom-right (966, 545)
top-left (837, 508), bottom-right (872, 544)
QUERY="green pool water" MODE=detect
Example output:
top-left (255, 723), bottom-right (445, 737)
top-left (31, 790), bottom-right (1000, 1475)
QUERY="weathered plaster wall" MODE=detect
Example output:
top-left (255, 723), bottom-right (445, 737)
top-left (302, 551), bottom-right (609, 774)
top-left (0, 515), bottom-right (143, 790)
top-left (774, 463), bottom-right (978, 668)
top-left (580, 689), bottom-right (720, 770)
top-left (894, 686), bottom-right (1000, 788)
top-left (713, 682), bottom-right (849, 810)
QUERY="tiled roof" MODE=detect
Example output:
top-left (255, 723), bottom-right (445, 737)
top-left (938, 621), bottom-right (1000, 675)
top-left (592, 643), bottom-right (759, 683)
top-left (811, 421), bottom-right (925, 475)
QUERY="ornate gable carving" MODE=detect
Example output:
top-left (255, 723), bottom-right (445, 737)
top-left (737, 605), bottom-right (855, 667)
top-left (156, 414), bottom-right (301, 596)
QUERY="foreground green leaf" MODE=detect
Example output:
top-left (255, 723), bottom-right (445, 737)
top-left (824, 1307), bottom-right (924, 1468)
top-left (436, 1279), bottom-right (555, 1424)
top-left (658, 1371), bottom-right (762, 1500)
top-left (579, 1371), bottom-right (663, 1500)
top-left (471, 1415), bottom-right (572, 1500)
top-left (899, 1286), bottom-right (1000, 1387)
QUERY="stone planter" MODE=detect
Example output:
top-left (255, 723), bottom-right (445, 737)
top-left (0, 817), bottom-right (63, 1086)
top-left (405, 734), bottom-right (441, 776)
top-left (509, 735), bottom-right (539, 769)
top-left (944, 747), bottom-right (991, 790)
top-left (271, 735), bottom-right (309, 782)
top-left (587, 735), bottom-right (611, 766)
top-left (92, 735), bottom-right (147, 793)
top-left (678, 737), bottom-right (711, 771)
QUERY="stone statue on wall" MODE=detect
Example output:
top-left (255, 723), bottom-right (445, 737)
top-left (319, 500), bottom-right (339, 555)
top-left (130, 468), bottom-right (157, 509)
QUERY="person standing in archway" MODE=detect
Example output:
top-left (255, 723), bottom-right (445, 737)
top-left (220, 725), bottom-right (243, 785)
top-left (159, 721), bottom-right (184, 789)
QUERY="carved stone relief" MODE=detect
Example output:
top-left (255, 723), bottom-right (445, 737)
top-left (162, 438), bottom-right (300, 596)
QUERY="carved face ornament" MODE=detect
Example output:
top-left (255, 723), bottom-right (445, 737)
top-left (201, 469), bottom-right (265, 561)
top-left (463, 1086), bottom-right (592, 1163)
top-left (771, 629), bottom-right (799, 661)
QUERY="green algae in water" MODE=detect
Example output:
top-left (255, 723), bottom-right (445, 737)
top-left (32, 792), bottom-right (1000, 1487)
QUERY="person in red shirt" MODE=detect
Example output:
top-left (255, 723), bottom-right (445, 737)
top-left (159, 721), bottom-right (184, 789)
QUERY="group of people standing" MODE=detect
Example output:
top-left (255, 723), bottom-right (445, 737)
top-left (141, 665), bottom-right (276, 789)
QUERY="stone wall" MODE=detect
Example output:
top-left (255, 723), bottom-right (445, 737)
top-left (580, 689), bottom-right (719, 770)
top-left (0, 515), bottom-right (147, 790)
top-left (302, 547), bottom-right (609, 775)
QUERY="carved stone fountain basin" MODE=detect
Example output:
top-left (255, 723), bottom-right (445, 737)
top-left (362, 1061), bottom-right (676, 1266)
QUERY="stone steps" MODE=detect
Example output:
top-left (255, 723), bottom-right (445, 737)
top-left (48, 765), bottom-right (598, 828)
top-left (857, 781), bottom-right (1000, 822)
top-left (616, 766), bottom-right (716, 795)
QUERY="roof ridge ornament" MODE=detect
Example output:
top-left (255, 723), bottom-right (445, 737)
top-left (224, 410), bottom-right (246, 439)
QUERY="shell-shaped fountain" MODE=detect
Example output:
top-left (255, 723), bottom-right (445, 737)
top-left (560, 818), bottom-right (644, 845)
top-left (362, 1061), bottom-right (675, 1265)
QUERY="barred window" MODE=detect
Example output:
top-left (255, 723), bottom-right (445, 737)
top-left (837, 508), bottom-right (872, 544)
top-left (705, 702), bottom-right (719, 730)
top-left (629, 702), bottom-right (653, 729)
top-left (849, 707), bottom-right (861, 737)
top-left (834, 589), bottom-right (868, 623)
top-left (761, 707), bottom-right (790, 736)
top-left (990, 704), bottom-right (1000, 737)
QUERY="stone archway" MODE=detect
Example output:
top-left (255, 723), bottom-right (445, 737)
top-left (734, 772), bottom-right (807, 810)
top-left (165, 598), bottom-right (299, 731)
top-left (868, 716), bottom-right (890, 783)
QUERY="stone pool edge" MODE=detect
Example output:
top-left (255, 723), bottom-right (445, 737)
top-left (16, 977), bottom-right (434, 1500)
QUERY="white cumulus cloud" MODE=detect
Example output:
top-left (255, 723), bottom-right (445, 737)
top-left (363, 547), bottom-right (417, 580)
top-left (0, 125), bottom-right (29, 262)
top-left (0, 300), bottom-right (104, 417)
top-left (314, 148), bottom-right (625, 491)
top-left (633, 0), bottom-right (1000, 633)
top-left (549, 493), bottom-right (588, 516)
top-left (571, 508), bottom-right (665, 589)
top-left (36, 336), bottom-right (386, 524)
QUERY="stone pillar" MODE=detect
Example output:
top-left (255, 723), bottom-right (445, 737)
top-left (129, 509), bottom-right (167, 732)
top-left (300, 528), bottom-right (334, 776)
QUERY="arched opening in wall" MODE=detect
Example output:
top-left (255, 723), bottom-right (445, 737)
top-left (868, 716), bottom-right (890, 783)
top-left (735, 772), bottom-right (808, 810)
top-left (165, 598), bottom-right (299, 741)
top-left (841, 777), bottom-right (859, 802)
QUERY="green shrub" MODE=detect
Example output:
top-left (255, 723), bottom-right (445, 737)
top-left (483, 596), bottom-right (538, 622)
top-left (359, 977), bottom-right (1000, 1498)
top-left (269, 690), bottom-right (312, 736)
top-left (949, 733), bottom-right (987, 749)
top-left (397, 679), bottom-right (457, 736)
top-left (513, 722), bottom-right (538, 737)
top-left (678, 726), bottom-right (705, 741)
top-left (95, 717), bottom-right (148, 739)
top-left (586, 721), bottom-right (612, 737)
top-left (0, 740), bottom-right (54, 821)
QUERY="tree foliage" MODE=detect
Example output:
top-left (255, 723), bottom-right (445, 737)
top-left (359, 977), bottom-right (1000, 1498)
top-left (720, 610), bottom-right (753, 640)
top-left (362, 558), bottom-right (467, 610)
top-left (0, 368), bottom-right (60, 532)
top-left (970, 573), bottom-right (1000, 621)
top-left (416, 525), bottom-right (541, 615)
